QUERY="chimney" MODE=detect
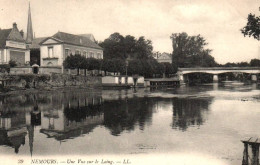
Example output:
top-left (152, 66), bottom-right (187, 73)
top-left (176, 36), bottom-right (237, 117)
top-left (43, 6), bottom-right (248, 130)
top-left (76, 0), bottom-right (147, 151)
top-left (13, 22), bottom-right (17, 29)
top-left (20, 30), bottom-right (24, 38)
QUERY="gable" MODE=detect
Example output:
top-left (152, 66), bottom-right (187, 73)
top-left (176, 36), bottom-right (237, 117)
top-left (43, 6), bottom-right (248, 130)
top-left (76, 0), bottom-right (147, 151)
top-left (41, 38), bottom-right (61, 45)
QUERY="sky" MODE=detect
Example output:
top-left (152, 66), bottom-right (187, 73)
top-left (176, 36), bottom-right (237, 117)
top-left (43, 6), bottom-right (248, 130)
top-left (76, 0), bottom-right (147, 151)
top-left (0, 0), bottom-right (259, 64)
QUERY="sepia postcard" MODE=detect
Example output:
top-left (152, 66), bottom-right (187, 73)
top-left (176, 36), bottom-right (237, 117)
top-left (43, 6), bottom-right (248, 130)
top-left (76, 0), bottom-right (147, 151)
top-left (0, 0), bottom-right (259, 165)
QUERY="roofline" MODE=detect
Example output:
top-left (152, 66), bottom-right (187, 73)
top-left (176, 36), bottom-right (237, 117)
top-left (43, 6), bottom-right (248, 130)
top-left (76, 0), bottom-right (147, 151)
top-left (39, 37), bottom-right (64, 45)
top-left (54, 31), bottom-right (103, 49)
top-left (62, 42), bottom-right (103, 50)
top-left (40, 37), bottom-right (103, 50)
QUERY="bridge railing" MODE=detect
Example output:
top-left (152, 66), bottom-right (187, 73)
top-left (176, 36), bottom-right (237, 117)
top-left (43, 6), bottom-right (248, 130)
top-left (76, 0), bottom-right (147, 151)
top-left (178, 67), bottom-right (260, 71)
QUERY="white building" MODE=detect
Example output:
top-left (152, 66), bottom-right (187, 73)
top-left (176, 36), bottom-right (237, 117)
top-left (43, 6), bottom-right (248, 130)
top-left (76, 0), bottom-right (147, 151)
top-left (153, 52), bottom-right (172, 64)
top-left (0, 23), bottom-right (30, 65)
top-left (39, 31), bottom-right (103, 67)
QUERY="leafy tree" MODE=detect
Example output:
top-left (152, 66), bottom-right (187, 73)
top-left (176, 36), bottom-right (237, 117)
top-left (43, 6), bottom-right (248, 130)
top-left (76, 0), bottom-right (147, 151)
top-left (85, 58), bottom-right (100, 70)
top-left (128, 59), bottom-right (143, 76)
top-left (221, 61), bottom-right (251, 67)
top-left (170, 32), bottom-right (217, 68)
top-left (241, 13), bottom-right (260, 40)
top-left (99, 33), bottom-right (126, 59)
top-left (131, 36), bottom-right (153, 59)
top-left (162, 62), bottom-right (177, 76)
top-left (124, 35), bottom-right (136, 56)
top-left (63, 54), bottom-right (87, 75)
top-left (99, 33), bottom-right (153, 60)
top-left (126, 59), bottom-right (165, 78)
top-left (250, 59), bottom-right (260, 67)
top-left (100, 59), bottom-right (111, 75)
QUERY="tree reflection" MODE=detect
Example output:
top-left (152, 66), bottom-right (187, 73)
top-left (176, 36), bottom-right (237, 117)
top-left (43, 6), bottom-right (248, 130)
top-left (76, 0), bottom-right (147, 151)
top-left (172, 97), bottom-right (212, 131)
top-left (103, 97), bottom-right (155, 136)
top-left (64, 102), bottom-right (103, 122)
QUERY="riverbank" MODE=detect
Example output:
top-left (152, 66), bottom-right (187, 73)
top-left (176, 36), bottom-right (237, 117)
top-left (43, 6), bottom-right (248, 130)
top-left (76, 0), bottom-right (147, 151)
top-left (0, 73), bottom-right (102, 95)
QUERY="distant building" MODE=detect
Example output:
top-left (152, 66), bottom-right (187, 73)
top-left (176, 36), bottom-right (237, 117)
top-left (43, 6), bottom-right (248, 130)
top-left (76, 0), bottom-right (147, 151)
top-left (0, 23), bottom-right (30, 66)
top-left (153, 52), bottom-right (172, 64)
top-left (39, 31), bottom-right (103, 67)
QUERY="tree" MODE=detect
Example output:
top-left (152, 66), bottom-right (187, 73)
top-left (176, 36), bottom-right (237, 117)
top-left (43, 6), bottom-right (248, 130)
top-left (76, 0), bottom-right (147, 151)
top-left (100, 59), bottom-right (111, 75)
top-left (162, 62), bottom-right (177, 77)
top-left (85, 58), bottom-right (100, 70)
top-left (99, 33), bottom-right (154, 60)
top-left (63, 54), bottom-right (87, 75)
top-left (99, 33), bottom-right (126, 59)
top-left (241, 13), bottom-right (260, 40)
top-left (170, 32), bottom-right (217, 68)
top-left (250, 58), bottom-right (260, 67)
top-left (131, 36), bottom-right (153, 59)
top-left (126, 59), bottom-right (165, 78)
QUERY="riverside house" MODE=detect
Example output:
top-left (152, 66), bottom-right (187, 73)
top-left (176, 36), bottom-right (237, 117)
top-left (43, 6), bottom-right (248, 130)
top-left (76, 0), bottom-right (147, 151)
top-left (39, 32), bottom-right (103, 69)
top-left (0, 23), bottom-right (30, 66)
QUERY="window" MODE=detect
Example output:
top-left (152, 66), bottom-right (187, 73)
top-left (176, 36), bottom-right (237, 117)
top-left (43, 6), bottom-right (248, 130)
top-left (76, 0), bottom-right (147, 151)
top-left (97, 53), bottom-right (101, 59)
top-left (48, 47), bottom-right (53, 57)
top-left (65, 48), bottom-right (70, 59)
top-left (90, 52), bottom-right (94, 58)
top-left (83, 51), bottom-right (87, 57)
top-left (75, 50), bottom-right (80, 55)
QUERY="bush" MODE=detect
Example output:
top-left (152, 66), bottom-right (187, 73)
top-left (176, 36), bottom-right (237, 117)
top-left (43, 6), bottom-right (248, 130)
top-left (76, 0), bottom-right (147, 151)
top-left (0, 64), bottom-right (10, 73)
top-left (36, 74), bottom-right (50, 82)
top-left (9, 60), bottom-right (17, 67)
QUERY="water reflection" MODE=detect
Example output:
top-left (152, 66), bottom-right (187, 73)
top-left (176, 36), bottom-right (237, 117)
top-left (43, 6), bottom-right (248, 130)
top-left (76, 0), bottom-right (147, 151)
top-left (0, 109), bottom-right (26, 154)
top-left (172, 97), bottom-right (212, 131)
top-left (0, 90), bottom-right (104, 154)
top-left (0, 89), bottom-right (214, 155)
top-left (40, 96), bottom-right (103, 141)
top-left (103, 97), bottom-right (155, 136)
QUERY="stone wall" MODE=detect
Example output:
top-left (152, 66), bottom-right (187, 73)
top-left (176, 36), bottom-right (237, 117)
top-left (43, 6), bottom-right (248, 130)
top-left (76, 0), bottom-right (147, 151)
top-left (0, 73), bottom-right (101, 90)
top-left (10, 66), bottom-right (32, 74)
top-left (39, 66), bottom-right (62, 74)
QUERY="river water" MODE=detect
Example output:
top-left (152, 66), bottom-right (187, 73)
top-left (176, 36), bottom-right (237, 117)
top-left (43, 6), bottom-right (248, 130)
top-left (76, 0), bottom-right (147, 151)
top-left (0, 84), bottom-right (259, 165)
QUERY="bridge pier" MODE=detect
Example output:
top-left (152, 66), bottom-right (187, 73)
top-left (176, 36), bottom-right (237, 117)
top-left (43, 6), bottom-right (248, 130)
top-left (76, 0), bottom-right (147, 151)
top-left (178, 74), bottom-right (186, 85)
top-left (213, 74), bottom-right (218, 83)
top-left (251, 74), bottom-right (257, 82)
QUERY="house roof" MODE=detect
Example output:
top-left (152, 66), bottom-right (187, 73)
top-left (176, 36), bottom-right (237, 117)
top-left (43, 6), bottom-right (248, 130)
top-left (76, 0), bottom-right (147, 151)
top-left (0, 23), bottom-right (25, 49)
top-left (0, 29), bottom-right (12, 48)
top-left (8, 26), bottom-right (25, 43)
top-left (47, 32), bottom-right (102, 50)
top-left (29, 37), bottom-right (47, 49)
top-left (78, 34), bottom-right (95, 42)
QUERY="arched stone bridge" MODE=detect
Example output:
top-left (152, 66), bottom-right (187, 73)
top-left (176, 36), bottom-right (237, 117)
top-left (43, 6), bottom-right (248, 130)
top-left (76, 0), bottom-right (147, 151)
top-left (178, 67), bottom-right (260, 82)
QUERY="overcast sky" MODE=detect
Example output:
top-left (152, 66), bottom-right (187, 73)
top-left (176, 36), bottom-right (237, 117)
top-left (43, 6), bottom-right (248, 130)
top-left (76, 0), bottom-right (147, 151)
top-left (0, 0), bottom-right (259, 64)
